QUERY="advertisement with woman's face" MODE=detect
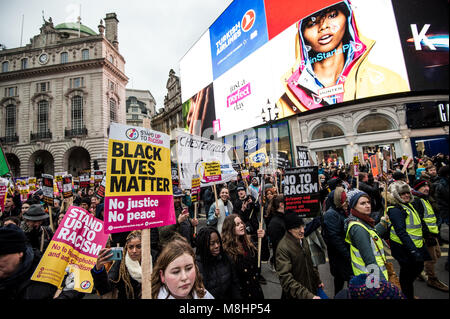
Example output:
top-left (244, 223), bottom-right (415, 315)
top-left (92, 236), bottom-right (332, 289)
top-left (180, 0), bottom-right (446, 139)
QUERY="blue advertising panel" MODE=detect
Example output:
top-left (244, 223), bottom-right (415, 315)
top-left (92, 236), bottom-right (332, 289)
top-left (209, 0), bottom-right (269, 80)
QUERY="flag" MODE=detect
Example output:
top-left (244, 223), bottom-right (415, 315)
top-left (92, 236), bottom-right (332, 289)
top-left (0, 147), bottom-right (10, 176)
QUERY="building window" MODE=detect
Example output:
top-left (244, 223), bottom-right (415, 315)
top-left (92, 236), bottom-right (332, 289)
top-left (2, 61), bottom-right (8, 73)
top-left (5, 87), bottom-right (17, 97)
top-left (37, 100), bottom-right (49, 134)
top-left (108, 80), bottom-right (116, 92)
top-left (21, 58), bottom-right (28, 70)
top-left (36, 82), bottom-right (50, 92)
top-left (132, 107), bottom-right (139, 113)
top-left (132, 114), bottom-right (138, 120)
top-left (109, 55), bottom-right (114, 64)
top-left (110, 98), bottom-right (117, 123)
top-left (357, 115), bottom-right (394, 134)
top-left (311, 123), bottom-right (344, 140)
top-left (70, 77), bottom-right (84, 88)
top-left (71, 95), bottom-right (83, 130)
top-left (5, 104), bottom-right (16, 137)
top-left (82, 49), bottom-right (89, 60)
top-left (61, 52), bottom-right (68, 64)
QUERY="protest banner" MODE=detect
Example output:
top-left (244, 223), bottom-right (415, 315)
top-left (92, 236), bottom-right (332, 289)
top-left (191, 175), bottom-right (201, 235)
top-left (96, 176), bottom-right (106, 198)
top-left (104, 123), bottom-right (175, 234)
top-left (62, 175), bottom-right (73, 199)
top-left (370, 155), bottom-right (380, 177)
top-left (248, 147), bottom-right (269, 168)
top-left (31, 206), bottom-right (108, 294)
top-left (296, 146), bottom-right (312, 167)
top-left (93, 170), bottom-right (103, 184)
top-left (203, 161), bottom-right (222, 183)
top-left (0, 177), bottom-right (8, 212)
top-left (73, 177), bottom-right (79, 191)
top-left (105, 123), bottom-right (175, 299)
top-left (55, 173), bottom-right (64, 193)
top-left (42, 174), bottom-right (54, 206)
top-left (176, 131), bottom-right (237, 189)
top-left (28, 177), bottom-right (37, 191)
top-left (283, 167), bottom-right (320, 218)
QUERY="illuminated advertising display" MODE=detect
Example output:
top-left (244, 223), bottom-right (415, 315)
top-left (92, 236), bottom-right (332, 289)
top-left (180, 0), bottom-right (448, 138)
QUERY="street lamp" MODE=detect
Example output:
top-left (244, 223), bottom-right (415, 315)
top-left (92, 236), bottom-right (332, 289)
top-left (261, 99), bottom-right (279, 124)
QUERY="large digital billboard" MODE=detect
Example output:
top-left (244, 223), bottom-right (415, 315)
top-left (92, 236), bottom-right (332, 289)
top-left (180, 0), bottom-right (449, 138)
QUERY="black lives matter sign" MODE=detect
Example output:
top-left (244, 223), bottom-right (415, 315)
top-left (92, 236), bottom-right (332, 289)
top-left (283, 167), bottom-right (320, 218)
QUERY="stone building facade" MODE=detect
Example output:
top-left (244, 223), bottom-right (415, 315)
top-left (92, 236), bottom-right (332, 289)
top-left (151, 69), bottom-right (183, 139)
top-left (0, 13), bottom-right (128, 178)
top-left (126, 89), bottom-right (155, 129)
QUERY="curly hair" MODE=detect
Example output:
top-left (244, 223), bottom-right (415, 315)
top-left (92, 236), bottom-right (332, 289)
top-left (151, 234), bottom-right (206, 299)
top-left (221, 214), bottom-right (256, 263)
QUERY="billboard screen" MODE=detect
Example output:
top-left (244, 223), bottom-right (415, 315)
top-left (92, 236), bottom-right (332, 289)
top-left (180, 0), bottom-right (449, 138)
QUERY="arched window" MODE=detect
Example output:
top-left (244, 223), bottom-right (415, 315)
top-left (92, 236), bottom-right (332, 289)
top-left (2, 61), bottom-right (9, 73)
top-left (82, 49), bottom-right (89, 60)
top-left (357, 115), bottom-right (394, 134)
top-left (5, 104), bottom-right (16, 137)
top-left (311, 123), bottom-right (344, 140)
top-left (61, 52), bottom-right (68, 64)
top-left (71, 95), bottom-right (83, 131)
top-left (110, 98), bottom-right (117, 123)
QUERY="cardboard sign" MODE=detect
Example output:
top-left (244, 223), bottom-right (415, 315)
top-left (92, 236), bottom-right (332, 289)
top-left (31, 206), bottom-right (108, 293)
top-left (62, 175), bottom-right (73, 199)
top-left (104, 123), bottom-right (175, 234)
top-left (93, 170), bottom-right (103, 183)
top-left (203, 161), bottom-right (222, 183)
top-left (0, 177), bottom-right (8, 212)
top-left (296, 146), bottom-right (311, 167)
top-left (402, 156), bottom-right (413, 173)
top-left (191, 175), bottom-right (201, 202)
top-left (283, 167), bottom-right (320, 218)
top-left (96, 176), bottom-right (106, 198)
top-left (370, 155), bottom-right (380, 176)
top-left (42, 174), bottom-right (54, 206)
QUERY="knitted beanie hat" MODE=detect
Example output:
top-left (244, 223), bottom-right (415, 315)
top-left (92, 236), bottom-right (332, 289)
top-left (346, 189), bottom-right (369, 209)
top-left (348, 274), bottom-right (405, 299)
top-left (0, 224), bottom-right (27, 255)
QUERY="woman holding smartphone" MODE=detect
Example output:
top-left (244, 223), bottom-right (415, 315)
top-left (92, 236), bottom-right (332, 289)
top-left (92, 230), bottom-right (155, 299)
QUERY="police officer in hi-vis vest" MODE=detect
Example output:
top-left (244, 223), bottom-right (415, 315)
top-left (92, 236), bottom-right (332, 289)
top-left (387, 181), bottom-right (431, 299)
top-left (411, 179), bottom-right (448, 292)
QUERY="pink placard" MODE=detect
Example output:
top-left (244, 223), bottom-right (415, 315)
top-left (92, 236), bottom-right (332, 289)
top-left (103, 194), bottom-right (176, 234)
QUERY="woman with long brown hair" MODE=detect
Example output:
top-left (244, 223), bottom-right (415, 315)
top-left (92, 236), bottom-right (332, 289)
top-left (221, 214), bottom-right (265, 299)
top-left (152, 235), bottom-right (213, 299)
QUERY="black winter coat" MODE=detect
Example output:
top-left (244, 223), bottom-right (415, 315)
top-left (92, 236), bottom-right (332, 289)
top-left (0, 246), bottom-right (82, 299)
top-left (196, 254), bottom-right (242, 299)
top-left (322, 199), bottom-right (352, 280)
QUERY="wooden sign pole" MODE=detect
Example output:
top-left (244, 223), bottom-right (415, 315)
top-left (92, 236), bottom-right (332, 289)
top-left (49, 206), bottom-right (55, 232)
top-left (194, 201), bottom-right (198, 235)
top-left (141, 228), bottom-right (152, 299)
top-left (257, 167), bottom-right (266, 268)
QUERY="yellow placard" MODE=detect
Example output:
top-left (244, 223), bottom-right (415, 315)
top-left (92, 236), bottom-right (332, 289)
top-left (106, 139), bottom-right (172, 197)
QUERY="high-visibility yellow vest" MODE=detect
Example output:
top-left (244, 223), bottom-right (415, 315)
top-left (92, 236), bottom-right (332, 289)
top-left (345, 221), bottom-right (389, 280)
top-left (388, 204), bottom-right (423, 248)
top-left (420, 198), bottom-right (439, 235)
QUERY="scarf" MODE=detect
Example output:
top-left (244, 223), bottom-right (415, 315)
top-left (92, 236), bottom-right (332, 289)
top-left (350, 208), bottom-right (375, 228)
top-left (125, 252), bottom-right (142, 283)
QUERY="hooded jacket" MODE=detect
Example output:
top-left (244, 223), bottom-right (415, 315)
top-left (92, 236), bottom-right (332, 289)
top-left (322, 189), bottom-right (352, 280)
top-left (277, 0), bottom-right (409, 115)
top-left (385, 182), bottom-right (430, 264)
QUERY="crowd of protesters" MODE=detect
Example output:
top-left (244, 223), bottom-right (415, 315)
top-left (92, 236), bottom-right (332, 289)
top-left (0, 152), bottom-right (448, 299)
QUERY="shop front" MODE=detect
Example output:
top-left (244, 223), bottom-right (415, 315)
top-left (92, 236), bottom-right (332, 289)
top-left (223, 120), bottom-right (294, 169)
top-left (406, 100), bottom-right (449, 157)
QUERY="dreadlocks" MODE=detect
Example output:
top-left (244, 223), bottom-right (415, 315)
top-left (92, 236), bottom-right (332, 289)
top-left (111, 230), bottom-right (142, 299)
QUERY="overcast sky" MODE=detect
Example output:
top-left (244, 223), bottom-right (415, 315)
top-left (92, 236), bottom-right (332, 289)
top-left (0, 0), bottom-right (233, 110)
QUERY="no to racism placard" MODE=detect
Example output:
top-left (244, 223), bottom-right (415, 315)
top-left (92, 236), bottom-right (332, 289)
top-left (104, 123), bottom-right (175, 234)
top-left (283, 167), bottom-right (320, 218)
top-left (42, 174), bottom-right (54, 206)
top-left (31, 206), bottom-right (108, 293)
